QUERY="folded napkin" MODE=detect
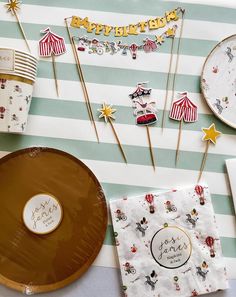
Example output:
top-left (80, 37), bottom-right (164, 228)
top-left (226, 159), bottom-right (236, 213)
top-left (110, 184), bottom-right (228, 297)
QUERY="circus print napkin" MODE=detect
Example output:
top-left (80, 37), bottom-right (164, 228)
top-left (110, 184), bottom-right (228, 297)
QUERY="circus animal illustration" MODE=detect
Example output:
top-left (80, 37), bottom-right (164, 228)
top-left (0, 78), bottom-right (7, 89)
top-left (165, 200), bottom-right (177, 212)
top-left (191, 289), bottom-right (199, 296)
top-left (114, 209), bottom-right (127, 222)
top-left (186, 209), bottom-right (198, 227)
top-left (226, 47), bottom-right (234, 63)
top-left (129, 83), bottom-right (157, 125)
top-left (173, 276), bottom-right (180, 291)
top-left (14, 85), bottom-right (22, 93)
top-left (123, 262), bottom-right (136, 275)
top-left (213, 97), bottom-right (229, 114)
top-left (89, 39), bottom-right (104, 55)
top-left (135, 217), bottom-right (148, 237)
top-left (201, 78), bottom-right (209, 91)
top-left (212, 66), bottom-right (218, 73)
top-left (0, 106), bottom-right (6, 119)
top-left (133, 99), bottom-right (156, 116)
top-left (196, 266), bottom-right (209, 281)
top-left (145, 273), bottom-right (158, 291)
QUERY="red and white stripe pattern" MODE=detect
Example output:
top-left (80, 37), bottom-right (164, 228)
top-left (169, 92), bottom-right (198, 122)
top-left (39, 27), bottom-right (66, 57)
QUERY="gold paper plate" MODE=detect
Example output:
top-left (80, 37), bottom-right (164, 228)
top-left (0, 147), bottom-right (108, 294)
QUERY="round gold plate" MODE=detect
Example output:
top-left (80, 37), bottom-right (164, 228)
top-left (0, 147), bottom-right (108, 294)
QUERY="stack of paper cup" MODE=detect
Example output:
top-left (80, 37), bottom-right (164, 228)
top-left (0, 48), bottom-right (37, 133)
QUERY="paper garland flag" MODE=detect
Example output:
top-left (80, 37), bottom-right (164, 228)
top-left (198, 123), bottom-right (221, 182)
top-left (129, 83), bottom-right (157, 170)
top-left (39, 28), bottom-right (66, 97)
top-left (169, 92), bottom-right (198, 165)
top-left (75, 25), bottom-right (177, 60)
top-left (69, 8), bottom-right (180, 37)
top-left (5, 0), bottom-right (31, 52)
top-left (98, 103), bottom-right (127, 163)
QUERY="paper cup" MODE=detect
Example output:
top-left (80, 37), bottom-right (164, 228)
top-left (0, 48), bottom-right (38, 133)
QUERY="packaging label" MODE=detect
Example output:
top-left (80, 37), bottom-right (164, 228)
top-left (150, 226), bottom-right (192, 269)
top-left (23, 193), bottom-right (63, 234)
top-left (0, 49), bottom-right (15, 71)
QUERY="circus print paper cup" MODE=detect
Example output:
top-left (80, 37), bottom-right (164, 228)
top-left (0, 48), bottom-right (37, 133)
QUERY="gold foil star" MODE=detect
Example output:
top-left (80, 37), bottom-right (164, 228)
top-left (202, 123), bottom-right (221, 144)
top-left (166, 27), bottom-right (176, 38)
top-left (98, 103), bottom-right (116, 123)
top-left (5, 0), bottom-right (21, 15)
top-left (155, 35), bottom-right (164, 44)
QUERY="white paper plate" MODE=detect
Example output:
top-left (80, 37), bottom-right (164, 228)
top-left (201, 34), bottom-right (236, 129)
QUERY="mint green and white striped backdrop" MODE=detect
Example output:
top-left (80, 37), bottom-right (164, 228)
top-left (0, 0), bottom-right (236, 281)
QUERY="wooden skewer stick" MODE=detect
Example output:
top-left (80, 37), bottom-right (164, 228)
top-left (64, 17), bottom-right (93, 122)
top-left (197, 140), bottom-right (210, 183)
top-left (51, 53), bottom-right (59, 97)
top-left (64, 17), bottom-right (100, 143)
top-left (14, 10), bottom-right (31, 52)
top-left (175, 118), bottom-right (183, 165)
top-left (171, 9), bottom-right (185, 104)
top-left (108, 118), bottom-right (127, 164)
top-left (161, 37), bottom-right (175, 132)
top-left (146, 126), bottom-right (156, 171)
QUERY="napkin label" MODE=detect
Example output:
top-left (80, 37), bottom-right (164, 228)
top-left (0, 49), bottom-right (15, 71)
top-left (150, 225), bottom-right (192, 269)
top-left (23, 193), bottom-right (63, 234)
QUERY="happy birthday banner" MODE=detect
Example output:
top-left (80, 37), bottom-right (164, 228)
top-left (70, 8), bottom-right (180, 37)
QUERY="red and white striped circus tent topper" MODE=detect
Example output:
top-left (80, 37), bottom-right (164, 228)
top-left (169, 92), bottom-right (198, 122)
top-left (39, 27), bottom-right (66, 57)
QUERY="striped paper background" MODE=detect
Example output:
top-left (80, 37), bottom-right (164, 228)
top-left (0, 0), bottom-right (236, 295)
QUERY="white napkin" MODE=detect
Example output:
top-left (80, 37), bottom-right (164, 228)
top-left (110, 184), bottom-right (228, 297)
top-left (226, 159), bottom-right (236, 214)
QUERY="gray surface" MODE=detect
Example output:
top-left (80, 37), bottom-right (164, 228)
top-left (0, 266), bottom-right (235, 296)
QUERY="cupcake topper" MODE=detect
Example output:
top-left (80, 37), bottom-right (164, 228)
top-left (169, 92), bottom-right (198, 165)
top-left (39, 27), bottom-right (66, 97)
top-left (129, 83), bottom-right (158, 170)
top-left (98, 103), bottom-right (127, 163)
top-left (5, 0), bottom-right (31, 52)
top-left (198, 123), bottom-right (221, 182)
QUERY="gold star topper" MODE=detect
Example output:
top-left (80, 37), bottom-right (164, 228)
top-left (166, 27), bottom-right (177, 38)
top-left (202, 123), bottom-right (221, 144)
top-left (5, 0), bottom-right (21, 15)
top-left (98, 103), bottom-right (116, 123)
top-left (155, 35), bottom-right (164, 44)
top-left (98, 103), bottom-right (127, 163)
